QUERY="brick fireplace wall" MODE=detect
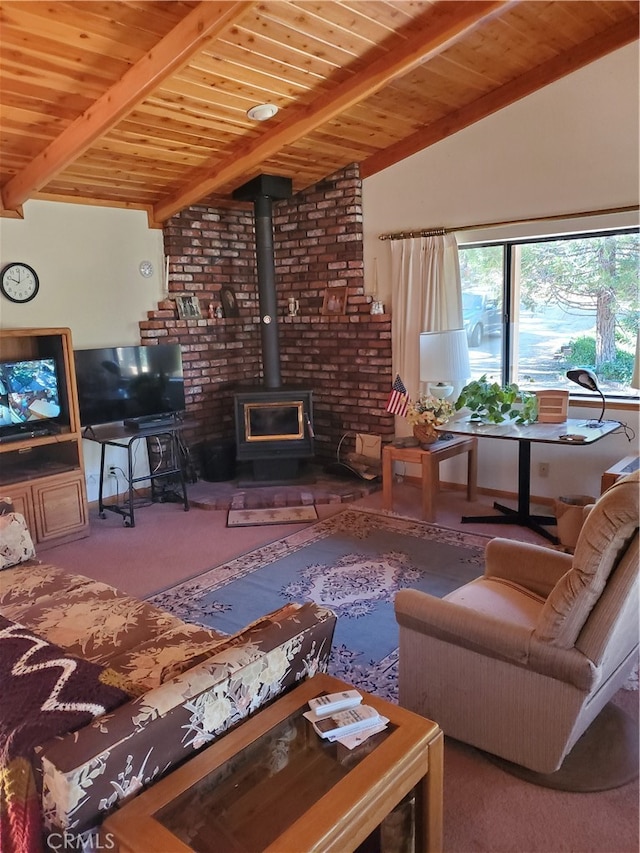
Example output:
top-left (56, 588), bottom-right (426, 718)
top-left (139, 164), bottom-right (395, 468)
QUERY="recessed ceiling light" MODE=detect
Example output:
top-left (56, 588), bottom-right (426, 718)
top-left (247, 103), bottom-right (279, 122)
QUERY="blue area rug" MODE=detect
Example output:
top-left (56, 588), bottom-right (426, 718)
top-left (149, 508), bottom-right (489, 702)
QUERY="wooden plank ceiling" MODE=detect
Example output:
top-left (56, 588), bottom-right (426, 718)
top-left (1, 1), bottom-right (637, 225)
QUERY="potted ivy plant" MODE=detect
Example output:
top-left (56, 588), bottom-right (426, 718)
top-left (455, 375), bottom-right (538, 424)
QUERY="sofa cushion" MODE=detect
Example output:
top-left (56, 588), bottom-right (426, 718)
top-left (0, 512), bottom-right (36, 569)
top-left (1, 565), bottom-right (199, 666)
top-left (2, 577), bottom-right (172, 660)
top-left (0, 562), bottom-right (97, 609)
top-left (104, 623), bottom-right (228, 694)
top-left (0, 561), bottom-right (228, 693)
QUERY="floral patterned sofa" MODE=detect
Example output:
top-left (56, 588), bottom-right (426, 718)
top-left (0, 500), bottom-right (336, 851)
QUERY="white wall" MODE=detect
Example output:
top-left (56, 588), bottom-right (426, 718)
top-left (362, 44), bottom-right (639, 500)
top-left (0, 202), bottom-right (166, 501)
top-left (0, 201), bottom-right (165, 345)
top-left (363, 44), bottom-right (639, 303)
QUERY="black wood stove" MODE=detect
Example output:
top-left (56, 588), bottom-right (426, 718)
top-left (232, 175), bottom-right (314, 482)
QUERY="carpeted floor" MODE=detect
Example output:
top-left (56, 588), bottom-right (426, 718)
top-left (149, 508), bottom-right (490, 701)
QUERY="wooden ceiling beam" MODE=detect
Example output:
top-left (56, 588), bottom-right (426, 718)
top-left (360, 15), bottom-right (640, 179)
top-left (152, 0), bottom-right (515, 223)
top-left (1, 1), bottom-right (254, 213)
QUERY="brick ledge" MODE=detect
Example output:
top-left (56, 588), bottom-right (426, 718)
top-left (188, 467), bottom-right (380, 511)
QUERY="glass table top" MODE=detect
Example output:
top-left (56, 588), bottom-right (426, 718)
top-left (156, 705), bottom-right (392, 852)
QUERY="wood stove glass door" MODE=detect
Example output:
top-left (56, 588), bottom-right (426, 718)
top-left (244, 401), bottom-right (304, 441)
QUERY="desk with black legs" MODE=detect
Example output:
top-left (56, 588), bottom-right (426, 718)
top-left (441, 417), bottom-right (620, 543)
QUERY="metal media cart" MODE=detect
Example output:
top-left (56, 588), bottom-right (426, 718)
top-left (85, 421), bottom-right (190, 527)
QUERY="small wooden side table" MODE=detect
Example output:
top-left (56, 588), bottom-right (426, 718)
top-left (383, 436), bottom-right (477, 522)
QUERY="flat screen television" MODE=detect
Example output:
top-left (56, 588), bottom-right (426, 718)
top-left (0, 358), bottom-right (62, 436)
top-left (74, 344), bottom-right (186, 428)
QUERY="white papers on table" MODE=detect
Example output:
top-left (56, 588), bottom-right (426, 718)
top-left (304, 700), bottom-right (389, 749)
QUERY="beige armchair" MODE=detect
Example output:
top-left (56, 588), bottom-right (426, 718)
top-left (394, 471), bottom-right (639, 776)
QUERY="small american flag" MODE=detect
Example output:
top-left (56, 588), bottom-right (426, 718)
top-left (386, 374), bottom-right (409, 417)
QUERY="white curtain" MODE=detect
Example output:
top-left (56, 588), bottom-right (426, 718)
top-left (389, 233), bottom-right (463, 403)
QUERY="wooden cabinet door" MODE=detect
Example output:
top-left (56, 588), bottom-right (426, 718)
top-left (1, 483), bottom-right (36, 534)
top-left (32, 475), bottom-right (88, 544)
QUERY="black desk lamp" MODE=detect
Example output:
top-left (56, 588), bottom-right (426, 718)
top-left (566, 368), bottom-right (605, 424)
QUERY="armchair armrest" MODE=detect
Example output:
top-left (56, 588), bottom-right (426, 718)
top-left (395, 588), bottom-right (596, 690)
top-left (484, 538), bottom-right (572, 597)
top-left (395, 588), bottom-right (532, 665)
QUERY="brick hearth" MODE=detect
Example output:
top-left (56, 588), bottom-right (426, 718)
top-left (187, 466), bottom-right (380, 512)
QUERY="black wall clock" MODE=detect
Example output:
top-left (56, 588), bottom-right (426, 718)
top-left (1, 262), bottom-right (40, 303)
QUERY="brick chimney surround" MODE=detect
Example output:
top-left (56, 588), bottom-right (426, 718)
top-left (139, 164), bottom-right (394, 471)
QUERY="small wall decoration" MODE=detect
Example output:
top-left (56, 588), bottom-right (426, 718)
top-left (321, 286), bottom-right (347, 315)
top-left (287, 296), bottom-right (300, 317)
top-left (220, 286), bottom-right (240, 318)
top-left (176, 295), bottom-right (202, 319)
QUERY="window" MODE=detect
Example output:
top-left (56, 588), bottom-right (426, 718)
top-left (459, 229), bottom-right (639, 399)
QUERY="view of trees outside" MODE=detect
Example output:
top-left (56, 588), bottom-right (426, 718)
top-left (459, 230), bottom-right (639, 398)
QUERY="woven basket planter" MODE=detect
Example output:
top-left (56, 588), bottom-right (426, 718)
top-left (413, 424), bottom-right (439, 445)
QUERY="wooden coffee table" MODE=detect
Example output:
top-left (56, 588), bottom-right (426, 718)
top-left (103, 673), bottom-right (443, 852)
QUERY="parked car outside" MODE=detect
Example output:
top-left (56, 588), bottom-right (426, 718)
top-left (462, 292), bottom-right (501, 347)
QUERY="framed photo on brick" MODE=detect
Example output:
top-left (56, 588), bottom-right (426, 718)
top-left (176, 295), bottom-right (202, 319)
top-left (322, 286), bottom-right (347, 315)
top-left (220, 286), bottom-right (240, 318)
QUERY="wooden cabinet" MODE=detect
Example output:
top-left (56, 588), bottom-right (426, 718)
top-left (0, 328), bottom-right (88, 547)
top-left (3, 482), bottom-right (36, 533)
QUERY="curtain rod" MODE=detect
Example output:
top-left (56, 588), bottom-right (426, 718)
top-left (377, 205), bottom-right (638, 241)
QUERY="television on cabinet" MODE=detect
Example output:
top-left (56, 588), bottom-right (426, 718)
top-left (0, 358), bottom-right (62, 437)
top-left (74, 344), bottom-right (186, 428)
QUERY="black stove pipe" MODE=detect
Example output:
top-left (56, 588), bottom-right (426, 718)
top-left (233, 174), bottom-right (293, 390)
top-left (254, 194), bottom-right (281, 389)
